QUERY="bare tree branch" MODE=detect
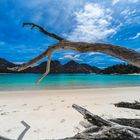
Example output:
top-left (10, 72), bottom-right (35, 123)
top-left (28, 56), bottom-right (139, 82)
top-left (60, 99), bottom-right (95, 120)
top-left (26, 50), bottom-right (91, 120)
top-left (35, 53), bottom-right (52, 84)
top-left (23, 23), bottom-right (65, 41)
top-left (9, 23), bottom-right (140, 83)
top-left (8, 44), bottom-right (62, 72)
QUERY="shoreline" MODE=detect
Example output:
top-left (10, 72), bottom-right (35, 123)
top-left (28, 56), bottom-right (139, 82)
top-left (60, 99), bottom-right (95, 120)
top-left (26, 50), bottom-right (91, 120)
top-left (0, 86), bottom-right (140, 93)
top-left (0, 87), bottom-right (139, 139)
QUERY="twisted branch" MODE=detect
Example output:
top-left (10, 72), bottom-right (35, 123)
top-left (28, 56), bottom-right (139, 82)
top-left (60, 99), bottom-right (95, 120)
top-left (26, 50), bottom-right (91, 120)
top-left (35, 53), bottom-right (52, 84)
top-left (9, 23), bottom-right (140, 83)
top-left (23, 23), bottom-right (65, 41)
top-left (65, 104), bottom-right (140, 140)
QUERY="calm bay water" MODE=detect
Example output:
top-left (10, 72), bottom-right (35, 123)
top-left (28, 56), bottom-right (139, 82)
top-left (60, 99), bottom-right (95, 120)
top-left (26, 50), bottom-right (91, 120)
top-left (0, 74), bottom-right (140, 91)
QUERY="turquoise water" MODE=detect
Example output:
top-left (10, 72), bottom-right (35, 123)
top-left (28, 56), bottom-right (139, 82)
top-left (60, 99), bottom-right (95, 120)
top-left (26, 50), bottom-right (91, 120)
top-left (0, 74), bottom-right (140, 91)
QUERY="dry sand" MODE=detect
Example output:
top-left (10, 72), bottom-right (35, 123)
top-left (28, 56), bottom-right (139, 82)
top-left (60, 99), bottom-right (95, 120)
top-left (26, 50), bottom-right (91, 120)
top-left (0, 87), bottom-right (139, 139)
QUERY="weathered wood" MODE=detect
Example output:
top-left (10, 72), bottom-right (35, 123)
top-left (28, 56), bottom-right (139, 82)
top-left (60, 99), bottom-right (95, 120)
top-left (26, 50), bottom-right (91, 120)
top-left (0, 105), bottom-right (140, 140)
top-left (8, 22), bottom-right (140, 83)
top-left (60, 104), bottom-right (140, 140)
top-left (17, 121), bottom-right (30, 140)
top-left (23, 23), bottom-right (64, 41)
top-left (72, 104), bottom-right (114, 127)
top-left (115, 101), bottom-right (140, 110)
top-left (111, 119), bottom-right (140, 129)
top-left (35, 53), bottom-right (52, 84)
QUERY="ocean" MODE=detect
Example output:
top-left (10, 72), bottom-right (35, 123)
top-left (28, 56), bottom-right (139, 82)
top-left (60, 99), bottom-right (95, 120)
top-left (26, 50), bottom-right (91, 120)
top-left (0, 74), bottom-right (140, 91)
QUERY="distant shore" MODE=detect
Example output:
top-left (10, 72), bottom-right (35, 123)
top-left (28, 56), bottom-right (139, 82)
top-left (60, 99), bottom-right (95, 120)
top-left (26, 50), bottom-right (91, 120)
top-left (0, 87), bottom-right (139, 139)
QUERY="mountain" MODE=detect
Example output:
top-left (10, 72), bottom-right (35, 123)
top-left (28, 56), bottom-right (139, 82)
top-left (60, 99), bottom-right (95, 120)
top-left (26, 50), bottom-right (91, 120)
top-left (0, 58), bottom-right (16, 73)
top-left (0, 58), bottom-right (140, 74)
top-left (34, 60), bottom-right (100, 74)
top-left (33, 60), bottom-right (63, 73)
top-left (0, 58), bottom-right (35, 73)
top-left (101, 64), bottom-right (140, 74)
top-left (0, 58), bottom-right (15, 68)
top-left (63, 60), bottom-right (101, 73)
top-left (0, 59), bottom-right (101, 74)
top-left (81, 63), bottom-right (101, 73)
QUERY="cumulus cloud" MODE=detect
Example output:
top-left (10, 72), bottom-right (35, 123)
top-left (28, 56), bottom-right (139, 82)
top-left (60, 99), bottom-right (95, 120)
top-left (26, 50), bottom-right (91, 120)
top-left (67, 3), bottom-right (116, 43)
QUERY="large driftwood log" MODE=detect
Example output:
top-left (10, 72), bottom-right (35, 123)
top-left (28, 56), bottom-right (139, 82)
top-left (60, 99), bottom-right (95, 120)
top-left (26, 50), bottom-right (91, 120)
top-left (8, 23), bottom-right (140, 83)
top-left (60, 104), bottom-right (140, 140)
top-left (111, 119), bottom-right (140, 129)
top-left (115, 101), bottom-right (140, 110)
top-left (0, 104), bottom-right (140, 140)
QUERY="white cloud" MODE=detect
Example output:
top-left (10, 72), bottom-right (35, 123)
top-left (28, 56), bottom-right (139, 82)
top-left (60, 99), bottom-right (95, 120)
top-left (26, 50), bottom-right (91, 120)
top-left (67, 3), bottom-right (116, 43)
top-left (112, 0), bottom-right (120, 5)
top-left (112, 0), bottom-right (139, 5)
top-left (130, 32), bottom-right (140, 40)
top-left (88, 52), bottom-right (102, 56)
top-left (121, 9), bottom-right (136, 16)
top-left (59, 53), bottom-right (82, 61)
top-left (21, 0), bottom-right (85, 26)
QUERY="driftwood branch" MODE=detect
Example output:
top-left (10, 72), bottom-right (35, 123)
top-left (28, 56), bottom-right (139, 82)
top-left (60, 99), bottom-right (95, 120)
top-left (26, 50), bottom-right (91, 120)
top-left (0, 121), bottom-right (30, 140)
top-left (0, 104), bottom-right (140, 140)
top-left (17, 121), bottom-right (30, 140)
top-left (9, 23), bottom-right (140, 83)
top-left (112, 119), bottom-right (140, 129)
top-left (115, 101), bottom-right (140, 110)
top-left (72, 104), bottom-right (114, 127)
top-left (35, 52), bottom-right (52, 84)
top-left (60, 104), bottom-right (140, 140)
top-left (23, 22), bottom-right (65, 41)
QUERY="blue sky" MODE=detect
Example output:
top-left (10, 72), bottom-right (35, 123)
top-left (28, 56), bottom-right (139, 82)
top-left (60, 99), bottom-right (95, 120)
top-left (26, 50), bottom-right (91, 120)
top-left (0, 0), bottom-right (140, 67)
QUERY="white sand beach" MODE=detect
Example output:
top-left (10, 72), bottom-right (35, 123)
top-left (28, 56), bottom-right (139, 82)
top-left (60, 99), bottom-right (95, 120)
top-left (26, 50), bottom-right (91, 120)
top-left (0, 87), bottom-right (140, 140)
